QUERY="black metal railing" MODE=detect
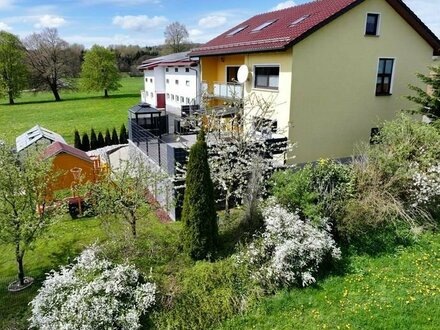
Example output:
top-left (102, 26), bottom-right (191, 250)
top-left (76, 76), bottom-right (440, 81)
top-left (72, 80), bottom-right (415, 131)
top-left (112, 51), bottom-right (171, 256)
top-left (128, 120), bottom-right (173, 174)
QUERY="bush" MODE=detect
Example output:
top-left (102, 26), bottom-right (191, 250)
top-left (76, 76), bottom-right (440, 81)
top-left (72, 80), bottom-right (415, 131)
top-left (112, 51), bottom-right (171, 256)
top-left (271, 159), bottom-right (352, 223)
top-left (90, 128), bottom-right (98, 150)
top-left (152, 259), bottom-right (260, 330)
top-left (238, 201), bottom-right (341, 290)
top-left (97, 131), bottom-right (105, 148)
top-left (105, 128), bottom-right (112, 146)
top-left (29, 246), bottom-right (156, 330)
top-left (81, 132), bottom-right (90, 151)
top-left (74, 129), bottom-right (81, 149)
top-left (120, 123), bottom-right (128, 144)
top-left (111, 127), bottom-right (119, 145)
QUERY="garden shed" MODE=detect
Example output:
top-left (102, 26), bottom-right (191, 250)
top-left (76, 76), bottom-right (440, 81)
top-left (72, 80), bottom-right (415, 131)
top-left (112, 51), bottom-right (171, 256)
top-left (16, 125), bottom-right (66, 153)
top-left (42, 141), bottom-right (96, 191)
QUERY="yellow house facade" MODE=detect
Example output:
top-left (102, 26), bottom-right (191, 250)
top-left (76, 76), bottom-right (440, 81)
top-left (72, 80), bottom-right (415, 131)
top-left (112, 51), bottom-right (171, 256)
top-left (191, 0), bottom-right (440, 163)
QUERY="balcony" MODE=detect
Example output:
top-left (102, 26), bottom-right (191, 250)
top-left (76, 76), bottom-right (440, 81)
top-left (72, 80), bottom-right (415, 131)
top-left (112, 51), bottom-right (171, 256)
top-left (203, 82), bottom-right (243, 100)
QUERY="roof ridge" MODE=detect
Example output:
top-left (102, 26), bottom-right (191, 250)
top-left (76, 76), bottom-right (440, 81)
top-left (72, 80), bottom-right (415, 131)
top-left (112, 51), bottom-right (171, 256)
top-left (195, 37), bottom-right (292, 51)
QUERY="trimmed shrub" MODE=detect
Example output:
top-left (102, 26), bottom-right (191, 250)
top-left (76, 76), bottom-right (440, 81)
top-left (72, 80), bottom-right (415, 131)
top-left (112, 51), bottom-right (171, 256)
top-left (97, 132), bottom-right (105, 148)
top-left (105, 129), bottom-right (112, 146)
top-left (90, 128), bottom-right (98, 150)
top-left (120, 123), bottom-right (128, 144)
top-left (74, 129), bottom-right (81, 150)
top-left (111, 127), bottom-right (119, 145)
top-left (81, 133), bottom-right (90, 151)
top-left (181, 130), bottom-right (218, 260)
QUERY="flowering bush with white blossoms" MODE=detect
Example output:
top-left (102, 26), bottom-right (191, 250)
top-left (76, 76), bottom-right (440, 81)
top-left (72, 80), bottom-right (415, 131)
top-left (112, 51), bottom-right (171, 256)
top-left (411, 162), bottom-right (440, 208)
top-left (29, 246), bottom-right (156, 330)
top-left (238, 201), bottom-right (341, 289)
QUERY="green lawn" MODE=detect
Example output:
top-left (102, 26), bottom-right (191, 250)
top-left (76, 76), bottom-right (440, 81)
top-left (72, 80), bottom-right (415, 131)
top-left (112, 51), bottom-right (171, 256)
top-left (0, 77), bottom-right (142, 144)
top-left (219, 234), bottom-right (440, 330)
top-left (0, 213), bottom-right (182, 330)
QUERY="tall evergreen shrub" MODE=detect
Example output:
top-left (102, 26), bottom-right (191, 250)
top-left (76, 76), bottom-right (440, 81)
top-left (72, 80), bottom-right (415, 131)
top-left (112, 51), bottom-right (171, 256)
top-left (111, 128), bottom-right (119, 145)
top-left (90, 128), bottom-right (98, 150)
top-left (104, 129), bottom-right (112, 146)
top-left (120, 124), bottom-right (128, 144)
top-left (97, 132), bottom-right (105, 148)
top-left (81, 133), bottom-right (90, 152)
top-left (74, 130), bottom-right (81, 150)
top-left (181, 130), bottom-right (218, 260)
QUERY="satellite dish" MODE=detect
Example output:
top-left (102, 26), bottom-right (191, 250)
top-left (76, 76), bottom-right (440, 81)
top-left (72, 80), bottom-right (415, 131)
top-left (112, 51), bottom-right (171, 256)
top-left (237, 65), bottom-right (249, 84)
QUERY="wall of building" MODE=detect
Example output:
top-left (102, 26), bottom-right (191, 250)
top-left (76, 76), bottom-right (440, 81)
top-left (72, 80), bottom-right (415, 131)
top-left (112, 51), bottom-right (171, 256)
top-left (200, 55), bottom-right (245, 90)
top-left (50, 154), bottom-right (95, 192)
top-left (243, 50), bottom-right (293, 139)
top-left (289, 0), bottom-right (434, 163)
top-left (165, 66), bottom-right (198, 115)
top-left (143, 70), bottom-right (156, 106)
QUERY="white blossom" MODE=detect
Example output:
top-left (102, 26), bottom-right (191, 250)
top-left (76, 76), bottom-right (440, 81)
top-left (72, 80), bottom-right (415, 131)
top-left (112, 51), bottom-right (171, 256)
top-left (29, 246), bottom-right (156, 330)
top-left (238, 201), bottom-right (341, 288)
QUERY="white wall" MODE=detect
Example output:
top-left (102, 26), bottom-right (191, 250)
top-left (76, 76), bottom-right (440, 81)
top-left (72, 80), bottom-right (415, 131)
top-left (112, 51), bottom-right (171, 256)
top-left (165, 66), bottom-right (198, 115)
top-left (142, 70), bottom-right (156, 106)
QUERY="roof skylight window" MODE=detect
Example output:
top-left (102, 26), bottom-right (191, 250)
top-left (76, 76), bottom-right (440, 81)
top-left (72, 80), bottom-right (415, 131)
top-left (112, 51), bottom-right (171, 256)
top-left (290, 14), bottom-right (311, 27)
top-left (227, 25), bottom-right (248, 36)
top-left (252, 19), bottom-right (277, 32)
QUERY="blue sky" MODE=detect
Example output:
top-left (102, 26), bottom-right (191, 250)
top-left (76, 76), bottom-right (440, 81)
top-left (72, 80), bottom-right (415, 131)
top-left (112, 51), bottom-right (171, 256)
top-left (0, 0), bottom-right (438, 48)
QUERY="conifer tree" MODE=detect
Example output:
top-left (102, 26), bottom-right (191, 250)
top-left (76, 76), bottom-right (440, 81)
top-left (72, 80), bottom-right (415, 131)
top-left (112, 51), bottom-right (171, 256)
top-left (407, 65), bottom-right (440, 119)
top-left (119, 123), bottom-right (128, 144)
top-left (105, 129), bottom-right (112, 146)
top-left (74, 130), bottom-right (81, 149)
top-left (81, 133), bottom-right (90, 151)
top-left (97, 132), bottom-right (105, 148)
top-left (90, 128), bottom-right (98, 150)
top-left (111, 128), bottom-right (119, 145)
top-left (181, 129), bottom-right (218, 260)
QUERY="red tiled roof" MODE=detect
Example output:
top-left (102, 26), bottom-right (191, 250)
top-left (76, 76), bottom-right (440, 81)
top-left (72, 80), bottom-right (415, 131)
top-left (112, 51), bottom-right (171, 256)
top-left (42, 142), bottom-right (92, 162)
top-left (189, 0), bottom-right (440, 56)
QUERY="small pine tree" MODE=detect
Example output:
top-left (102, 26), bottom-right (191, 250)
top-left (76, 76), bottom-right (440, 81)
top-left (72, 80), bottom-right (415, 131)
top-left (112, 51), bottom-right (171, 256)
top-left (181, 129), bottom-right (218, 260)
top-left (90, 128), bottom-right (98, 150)
top-left (104, 129), bottom-right (112, 146)
top-left (74, 130), bottom-right (81, 149)
top-left (111, 128), bottom-right (119, 145)
top-left (407, 65), bottom-right (440, 119)
top-left (81, 133), bottom-right (90, 152)
top-left (119, 124), bottom-right (128, 144)
top-left (97, 132), bottom-right (105, 148)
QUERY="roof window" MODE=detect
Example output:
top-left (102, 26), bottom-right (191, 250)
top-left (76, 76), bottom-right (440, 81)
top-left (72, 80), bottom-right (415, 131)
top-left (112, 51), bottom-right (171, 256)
top-left (227, 25), bottom-right (248, 36)
top-left (290, 14), bottom-right (311, 27)
top-left (252, 19), bottom-right (277, 32)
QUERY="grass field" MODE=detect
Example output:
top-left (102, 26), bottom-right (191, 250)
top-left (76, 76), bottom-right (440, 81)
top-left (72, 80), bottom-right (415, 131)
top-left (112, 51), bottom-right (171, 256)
top-left (0, 213), bottom-right (182, 330)
top-left (0, 77), bottom-right (143, 144)
top-left (219, 234), bottom-right (440, 330)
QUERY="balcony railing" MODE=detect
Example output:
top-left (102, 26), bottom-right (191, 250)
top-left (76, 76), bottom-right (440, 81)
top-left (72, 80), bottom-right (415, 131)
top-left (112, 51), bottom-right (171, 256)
top-left (211, 82), bottom-right (243, 99)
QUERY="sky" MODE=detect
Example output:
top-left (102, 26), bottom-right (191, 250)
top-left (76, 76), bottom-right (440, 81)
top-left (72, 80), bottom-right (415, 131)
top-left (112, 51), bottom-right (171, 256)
top-left (0, 0), bottom-right (438, 48)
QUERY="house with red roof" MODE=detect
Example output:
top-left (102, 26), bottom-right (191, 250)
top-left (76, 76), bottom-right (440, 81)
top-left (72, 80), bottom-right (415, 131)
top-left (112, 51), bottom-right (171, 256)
top-left (190, 0), bottom-right (440, 163)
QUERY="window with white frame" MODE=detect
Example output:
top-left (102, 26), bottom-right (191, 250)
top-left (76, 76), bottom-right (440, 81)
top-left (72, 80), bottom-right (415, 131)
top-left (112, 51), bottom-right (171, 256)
top-left (185, 68), bottom-right (190, 72)
top-left (186, 97), bottom-right (190, 104)
top-left (166, 68), bottom-right (169, 72)
top-left (175, 68), bottom-right (179, 72)
top-left (180, 96), bottom-right (184, 103)
top-left (175, 80), bottom-right (179, 85)
top-left (186, 80), bottom-right (190, 86)
top-left (365, 13), bottom-right (380, 36)
top-left (254, 66), bottom-right (280, 90)
top-left (166, 79), bottom-right (169, 84)
top-left (376, 58), bottom-right (394, 95)
top-left (171, 94), bottom-right (174, 100)
top-left (166, 93), bottom-right (170, 99)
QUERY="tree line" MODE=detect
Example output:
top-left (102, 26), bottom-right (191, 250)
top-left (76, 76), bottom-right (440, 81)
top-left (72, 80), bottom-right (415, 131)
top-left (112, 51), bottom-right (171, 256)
top-left (0, 21), bottom-right (196, 104)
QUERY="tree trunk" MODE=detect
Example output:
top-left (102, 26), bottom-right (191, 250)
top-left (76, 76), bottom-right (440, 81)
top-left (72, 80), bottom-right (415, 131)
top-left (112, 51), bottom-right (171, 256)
top-left (104, 89), bottom-right (109, 98)
top-left (15, 245), bottom-right (25, 286)
top-left (8, 91), bottom-right (14, 105)
top-left (50, 84), bottom-right (61, 102)
top-left (131, 219), bottom-right (137, 239)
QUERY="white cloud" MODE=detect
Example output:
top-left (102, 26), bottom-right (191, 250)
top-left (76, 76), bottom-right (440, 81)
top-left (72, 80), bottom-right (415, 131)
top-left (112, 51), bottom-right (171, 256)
top-left (403, 0), bottom-right (440, 38)
top-left (112, 15), bottom-right (168, 31)
top-left (189, 29), bottom-right (203, 37)
top-left (0, 0), bottom-right (14, 9)
top-left (198, 15), bottom-right (227, 29)
top-left (64, 34), bottom-right (163, 48)
top-left (272, 1), bottom-right (296, 11)
top-left (34, 15), bottom-right (66, 28)
top-left (0, 22), bottom-right (12, 30)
